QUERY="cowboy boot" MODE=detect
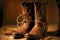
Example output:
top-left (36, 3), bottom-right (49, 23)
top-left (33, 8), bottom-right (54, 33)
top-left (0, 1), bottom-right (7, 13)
top-left (14, 1), bottom-right (34, 39)
top-left (26, 1), bottom-right (48, 40)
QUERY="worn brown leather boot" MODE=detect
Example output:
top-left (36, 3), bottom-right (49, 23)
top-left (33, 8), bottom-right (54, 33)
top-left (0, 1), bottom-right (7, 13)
top-left (14, 1), bottom-right (34, 39)
top-left (26, 1), bottom-right (48, 40)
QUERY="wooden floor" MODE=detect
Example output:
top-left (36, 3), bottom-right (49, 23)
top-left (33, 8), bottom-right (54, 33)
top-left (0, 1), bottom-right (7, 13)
top-left (0, 25), bottom-right (60, 40)
top-left (0, 34), bottom-right (60, 40)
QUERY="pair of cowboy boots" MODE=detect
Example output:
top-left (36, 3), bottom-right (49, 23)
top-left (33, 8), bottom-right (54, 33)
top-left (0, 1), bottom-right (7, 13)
top-left (15, 1), bottom-right (48, 39)
top-left (26, 2), bottom-right (48, 39)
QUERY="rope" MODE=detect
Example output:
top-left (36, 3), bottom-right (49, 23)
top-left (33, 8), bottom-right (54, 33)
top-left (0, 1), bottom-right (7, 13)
top-left (16, 14), bottom-right (24, 27)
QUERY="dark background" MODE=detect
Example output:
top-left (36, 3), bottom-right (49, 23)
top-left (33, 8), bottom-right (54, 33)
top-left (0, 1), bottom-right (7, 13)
top-left (56, 0), bottom-right (60, 36)
top-left (0, 0), bottom-right (4, 27)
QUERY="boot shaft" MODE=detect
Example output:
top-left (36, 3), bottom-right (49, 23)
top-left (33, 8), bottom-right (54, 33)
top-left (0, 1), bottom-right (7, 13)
top-left (21, 1), bottom-right (34, 23)
top-left (34, 1), bottom-right (48, 24)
